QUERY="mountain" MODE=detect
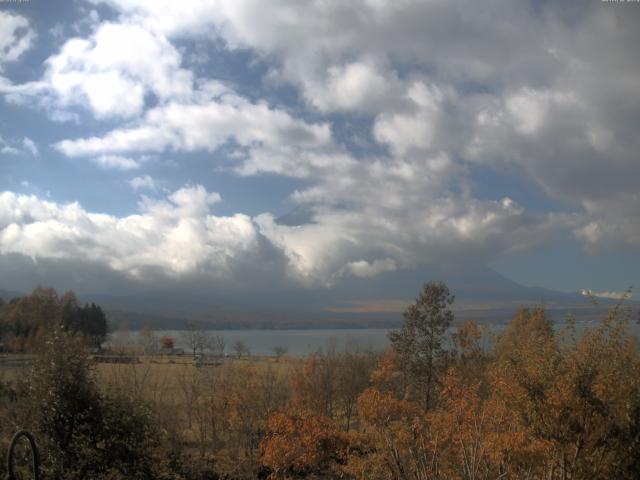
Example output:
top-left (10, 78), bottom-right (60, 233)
top-left (1, 254), bottom-right (630, 329)
top-left (76, 265), bottom-right (630, 330)
top-left (0, 289), bottom-right (24, 302)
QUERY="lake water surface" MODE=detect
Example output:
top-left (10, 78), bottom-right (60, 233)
top-left (110, 320), bottom-right (640, 357)
top-left (114, 328), bottom-right (392, 356)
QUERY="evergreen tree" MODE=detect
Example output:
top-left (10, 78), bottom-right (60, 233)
top-left (388, 281), bottom-right (454, 409)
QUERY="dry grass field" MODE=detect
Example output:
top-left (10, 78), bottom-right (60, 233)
top-left (0, 351), bottom-right (300, 476)
top-left (0, 352), bottom-right (298, 426)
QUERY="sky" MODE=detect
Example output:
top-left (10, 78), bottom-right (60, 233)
top-left (0, 0), bottom-right (639, 299)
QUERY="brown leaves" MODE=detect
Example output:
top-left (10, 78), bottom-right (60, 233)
top-left (260, 408), bottom-right (348, 480)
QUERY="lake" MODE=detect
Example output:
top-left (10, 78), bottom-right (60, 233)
top-left (109, 320), bottom-right (640, 357)
top-left (111, 328), bottom-right (392, 356)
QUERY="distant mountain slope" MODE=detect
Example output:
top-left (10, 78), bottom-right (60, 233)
top-left (77, 265), bottom-right (633, 330)
top-left (0, 289), bottom-right (24, 302)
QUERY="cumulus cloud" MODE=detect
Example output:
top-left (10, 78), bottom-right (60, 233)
top-left (373, 82), bottom-right (457, 155)
top-left (0, 136), bottom-right (19, 155)
top-left (21, 137), bottom-right (39, 156)
top-left (93, 0), bottom-right (550, 110)
top-left (1, 0), bottom-right (639, 293)
top-left (92, 155), bottom-right (140, 170)
top-left (347, 258), bottom-right (397, 278)
top-left (0, 135), bottom-right (38, 156)
top-left (2, 21), bottom-right (192, 119)
top-left (0, 186), bottom-right (265, 281)
top-left (0, 184), bottom-right (571, 290)
top-left (45, 22), bottom-right (193, 118)
top-left (183, 1), bottom-right (639, 252)
top-left (129, 174), bottom-right (156, 191)
top-left (55, 86), bottom-right (334, 177)
top-left (256, 196), bottom-right (570, 286)
top-left (297, 59), bottom-right (404, 113)
top-left (0, 12), bottom-right (35, 67)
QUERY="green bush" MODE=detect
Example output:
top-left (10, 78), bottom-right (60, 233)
top-left (24, 327), bottom-right (158, 479)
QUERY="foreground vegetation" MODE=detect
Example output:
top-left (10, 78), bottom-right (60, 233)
top-left (0, 283), bottom-right (639, 479)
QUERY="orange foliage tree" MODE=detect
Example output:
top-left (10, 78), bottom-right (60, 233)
top-left (260, 408), bottom-right (348, 479)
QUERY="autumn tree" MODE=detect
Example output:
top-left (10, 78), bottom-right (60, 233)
top-left (347, 387), bottom-right (431, 480)
top-left (261, 408), bottom-right (348, 479)
top-left (491, 305), bottom-right (640, 479)
top-left (389, 281), bottom-right (454, 410)
top-left (180, 321), bottom-right (211, 357)
top-left (451, 320), bottom-right (487, 384)
top-left (159, 336), bottom-right (175, 350)
top-left (2, 287), bottom-right (108, 351)
top-left (427, 368), bottom-right (529, 480)
top-left (335, 351), bottom-right (375, 431)
top-left (226, 365), bottom-right (285, 475)
top-left (4, 287), bottom-right (61, 350)
top-left (289, 352), bottom-right (341, 419)
top-left (137, 325), bottom-right (159, 354)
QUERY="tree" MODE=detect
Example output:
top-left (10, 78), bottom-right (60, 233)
top-left (160, 336), bottom-right (175, 350)
top-left (388, 281), bottom-right (454, 410)
top-left (348, 387), bottom-right (429, 480)
top-left (261, 408), bottom-right (348, 479)
top-left (27, 326), bottom-right (101, 476)
top-left (82, 303), bottom-right (108, 347)
top-left (61, 296), bottom-right (108, 348)
top-left (272, 345), bottom-right (287, 360)
top-left (233, 340), bottom-right (250, 359)
top-left (4, 287), bottom-right (61, 350)
top-left (335, 351), bottom-right (374, 431)
top-left (210, 333), bottom-right (225, 358)
top-left (26, 326), bottom-right (157, 479)
top-left (181, 321), bottom-right (210, 357)
top-left (451, 320), bottom-right (487, 383)
top-left (138, 326), bottom-right (159, 354)
top-left (2, 287), bottom-right (108, 351)
top-left (491, 305), bottom-right (640, 479)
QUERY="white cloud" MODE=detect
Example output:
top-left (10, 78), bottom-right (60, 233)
top-left (300, 59), bottom-right (404, 113)
top-left (0, 181), bottom-right (571, 289)
top-left (346, 258), bottom-right (397, 278)
top-left (172, 1), bottom-right (639, 252)
top-left (0, 12), bottom-right (35, 67)
top-left (2, 0), bottom-right (640, 285)
top-left (0, 186), bottom-right (261, 279)
top-left (506, 88), bottom-right (579, 136)
top-left (49, 23), bottom-right (65, 41)
top-left (82, 70), bottom-right (145, 118)
top-left (0, 135), bottom-right (38, 156)
top-left (373, 82), bottom-right (453, 155)
top-left (6, 21), bottom-right (193, 119)
top-left (93, 0), bottom-right (220, 37)
top-left (55, 88), bottom-right (334, 177)
top-left (129, 174), bottom-right (156, 191)
top-left (21, 137), bottom-right (39, 156)
top-left (255, 195), bottom-right (570, 286)
top-left (87, 1), bottom-right (542, 121)
top-left (92, 155), bottom-right (140, 170)
top-left (0, 145), bottom-right (19, 155)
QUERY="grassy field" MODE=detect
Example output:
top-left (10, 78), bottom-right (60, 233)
top-left (0, 352), bottom-right (298, 413)
top-left (0, 351), bottom-right (298, 459)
